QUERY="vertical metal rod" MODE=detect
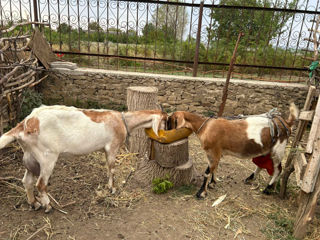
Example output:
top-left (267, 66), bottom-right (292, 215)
top-left (218, 32), bottom-right (244, 117)
top-left (97, 0), bottom-right (100, 68)
top-left (48, 0), bottom-right (52, 46)
top-left (67, 0), bottom-right (71, 51)
top-left (116, 1), bottom-right (119, 70)
top-left (144, 3), bottom-right (149, 72)
top-left (33, 0), bottom-right (38, 24)
top-left (77, 0), bottom-right (80, 52)
top-left (192, 0), bottom-right (204, 77)
top-left (153, 1), bottom-right (159, 73)
top-left (57, 0), bottom-right (61, 50)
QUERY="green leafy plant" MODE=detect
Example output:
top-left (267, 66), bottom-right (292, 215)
top-left (20, 89), bottom-right (43, 120)
top-left (152, 175), bottom-right (174, 194)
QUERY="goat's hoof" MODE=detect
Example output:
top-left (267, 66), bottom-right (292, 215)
top-left (208, 183), bottom-right (215, 189)
top-left (244, 173), bottom-right (254, 184)
top-left (196, 190), bottom-right (207, 199)
top-left (262, 185), bottom-right (273, 195)
top-left (110, 188), bottom-right (116, 195)
top-left (44, 204), bottom-right (52, 213)
top-left (31, 201), bottom-right (42, 211)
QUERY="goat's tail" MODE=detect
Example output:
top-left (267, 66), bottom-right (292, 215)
top-left (287, 102), bottom-right (299, 127)
top-left (0, 123), bottom-right (23, 149)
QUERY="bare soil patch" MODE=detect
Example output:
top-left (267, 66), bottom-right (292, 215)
top-left (0, 135), bottom-right (319, 240)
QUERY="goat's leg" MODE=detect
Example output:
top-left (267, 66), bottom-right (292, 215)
top-left (263, 141), bottom-right (286, 194)
top-left (263, 164), bottom-right (282, 195)
top-left (244, 166), bottom-right (262, 184)
top-left (105, 142), bottom-right (120, 194)
top-left (196, 166), bottom-right (211, 198)
top-left (36, 154), bottom-right (57, 213)
top-left (207, 155), bottom-right (218, 189)
top-left (196, 150), bottom-right (221, 199)
top-left (22, 169), bottom-right (41, 210)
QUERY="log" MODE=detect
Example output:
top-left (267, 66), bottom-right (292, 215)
top-left (128, 86), bottom-right (197, 187)
top-left (127, 86), bottom-right (159, 157)
top-left (154, 139), bottom-right (189, 168)
top-left (294, 172), bottom-right (320, 239)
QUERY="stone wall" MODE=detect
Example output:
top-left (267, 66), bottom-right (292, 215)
top-left (40, 68), bottom-right (308, 116)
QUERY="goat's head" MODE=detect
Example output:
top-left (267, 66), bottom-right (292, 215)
top-left (167, 111), bottom-right (187, 130)
top-left (151, 110), bottom-right (168, 136)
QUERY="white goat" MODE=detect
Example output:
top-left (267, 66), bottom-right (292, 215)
top-left (0, 105), bottom-right (167, 212)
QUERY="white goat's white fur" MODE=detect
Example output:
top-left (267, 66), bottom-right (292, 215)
top-left (0, 105), bottom-right (166, 212)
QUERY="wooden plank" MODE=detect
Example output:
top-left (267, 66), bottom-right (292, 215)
top-left (28, 29), bottom-right (58, 69)
top-left (306, 96), bottom-right (320, 154)
top-left (298, 110), bottom-right (314, 121)
top-left (294, 152), bottom-right (308, 187)
top-left (301, 126), bottom-right (320, 193)
top-left (294, 172), bottom-right (320, 239)
top-left (280, 86), bottom-right (316, 198)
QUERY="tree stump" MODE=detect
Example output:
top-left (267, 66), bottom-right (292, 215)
top-left (127, 86), bottom-right (159, 157)
top-left (127, 86), bottom-right (196, 187)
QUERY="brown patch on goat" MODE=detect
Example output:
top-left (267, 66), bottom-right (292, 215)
top-left (6, 120), bottom-right (25, 136)
top-left (201, 119), bottom-right (267, 157)
top-left (82, 110), bottom-right (112, 123)
top-left (24, 117), bottom-right (40, 135)
top-left (36, 178), bottom-right (47, 192)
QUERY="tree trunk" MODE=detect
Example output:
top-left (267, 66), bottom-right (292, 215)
top-left (127, 86), bottom-right (197, 187)
top-left (127, 86), bottom-right (159, 157)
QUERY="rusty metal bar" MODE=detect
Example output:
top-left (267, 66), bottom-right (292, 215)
top-left (115, 0), bottom-right (320, 14)
top-left (53, 49), bottom-right (307, 72)
top-left (33, 0), bottom-right (39, 23)
top-left (193, 0), bottom-right (204, 77)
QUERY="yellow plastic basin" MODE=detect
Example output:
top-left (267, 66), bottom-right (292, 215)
top-left (145, 128), bottom-right (193, 144)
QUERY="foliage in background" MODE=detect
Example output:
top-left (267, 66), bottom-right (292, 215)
top-left (20, 88), bottom-right (43, 121)
top-left (152, 175), bottom-right (174, 194)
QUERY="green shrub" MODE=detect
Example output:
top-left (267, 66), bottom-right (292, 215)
top-left (20, 89), bottom-right (43, 120)
top-left (152, 175), bottom-right (174, 194)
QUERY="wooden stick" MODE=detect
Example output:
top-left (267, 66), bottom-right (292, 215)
top-left (218, 32), bottom-right (244, 117)
top-left (47, 193), bottom-right (62, 207)
top-left (25, 224), bottom-right (48, 240)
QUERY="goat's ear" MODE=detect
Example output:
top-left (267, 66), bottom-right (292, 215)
top-left (152, 115), bottom-right (161, 136)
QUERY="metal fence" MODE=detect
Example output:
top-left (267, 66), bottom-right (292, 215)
top-left (1, 0), bottom-right (320, 82)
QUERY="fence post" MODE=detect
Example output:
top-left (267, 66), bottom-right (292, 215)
top-left (192, 0), bottom-right (204, 77)
top-left (33, 0), bottom-right (39, 27)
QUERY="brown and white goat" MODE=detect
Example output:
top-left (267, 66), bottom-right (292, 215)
top-left (0, 105), bottom-right (167, 212)
top-left (168, 103), bottom-right (299, 198)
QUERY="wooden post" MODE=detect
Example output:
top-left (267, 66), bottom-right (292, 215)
top-left (294, 172), bottom-right (320, 239)
top-left (127, 86), bottom-right (159, 157)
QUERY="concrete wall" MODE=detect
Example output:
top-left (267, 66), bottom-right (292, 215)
top-left (40, 68), bottom-right (308, 116)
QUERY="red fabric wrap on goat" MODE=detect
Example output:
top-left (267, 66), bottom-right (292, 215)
top-left (252, 154), bottom-right (274, 176)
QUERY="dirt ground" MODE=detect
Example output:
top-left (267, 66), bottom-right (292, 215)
top-left (0, 135), bottom-right (319, 240)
